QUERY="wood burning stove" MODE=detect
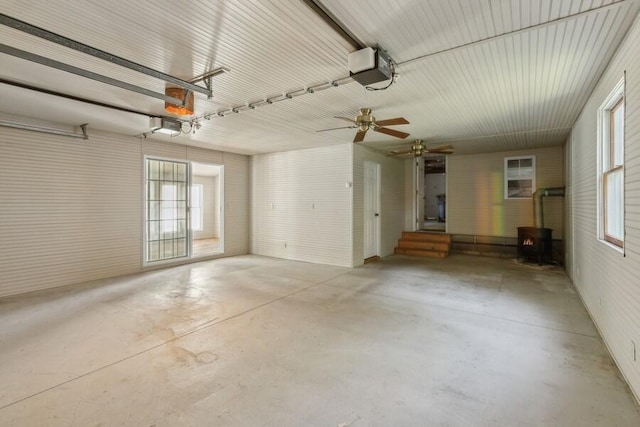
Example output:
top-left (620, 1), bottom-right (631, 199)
top-left (516, 187), bottom-right (563, 265)
top-left (517, 227), bottom-right (552, 265)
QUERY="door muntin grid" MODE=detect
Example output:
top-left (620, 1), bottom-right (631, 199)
top-left (146, 159), bottom-right (189, 262)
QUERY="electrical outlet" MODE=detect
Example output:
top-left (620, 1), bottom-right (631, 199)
top-left (633, 341), bottom-right (637, 362)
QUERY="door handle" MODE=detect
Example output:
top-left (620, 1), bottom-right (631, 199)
top-left (375, 213), bottom-right (379, 217)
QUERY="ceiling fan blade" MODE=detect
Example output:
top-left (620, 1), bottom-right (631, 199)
top-left (316, 125), bottom-right (357, 132)
top-left (426, 144), bottom-right (453, 151)
top-left (387, 149), bottom-right (414, 156)
top-left (373, 127), bottom-right (410, 139)
top-left (374, 117), bottom-right (409, 126)
top-left (335, 116), bottom-right (357, 124)
top-left (426, 148), bottom-right (454, 154)
top-left (353, 129), bottom-right (368, 143)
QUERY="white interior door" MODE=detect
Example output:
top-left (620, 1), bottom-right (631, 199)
top-left (364, 161), bottom-right (380, 259)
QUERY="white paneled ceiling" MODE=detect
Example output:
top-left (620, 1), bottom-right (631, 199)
top-left (1, 0), bottom-right (638, 155)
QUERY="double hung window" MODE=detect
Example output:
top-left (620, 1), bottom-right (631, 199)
top-left (598, 79), bottom-right (625, 249)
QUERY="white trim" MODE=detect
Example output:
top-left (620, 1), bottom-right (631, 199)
top-left (190, 184), bottom-right (204, 231)
top-left (218, 165), bottom-right (225, 255)
top-left (596, 77), bottom-right (625, 251)
top-left (504, 155), bottom-right (536, 199)
top-left (143, 155), bottom-right (191, 266)
top-left (363, 160), bottom-right (381, 258)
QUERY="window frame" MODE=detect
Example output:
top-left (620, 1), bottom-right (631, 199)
top-left (144, 157), bottom-right (190, 264)
top-left (504, 155), bottom-right (536, 199)
top-left (597, 77), bottom-right (625, 251)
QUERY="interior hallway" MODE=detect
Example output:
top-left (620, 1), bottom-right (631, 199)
top-left (1, 254), bottom-right (639, 426)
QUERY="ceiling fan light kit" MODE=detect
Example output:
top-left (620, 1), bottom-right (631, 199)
top-left (317, 107), bottom-right (410, 143)
top-left (388, 140), bottom-right (455, 157)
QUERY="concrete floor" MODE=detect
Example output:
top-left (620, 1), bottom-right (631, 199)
top-left (192, 237), bottom-right (222, 258)
top-left (1, 254), bottom-right (639, 426)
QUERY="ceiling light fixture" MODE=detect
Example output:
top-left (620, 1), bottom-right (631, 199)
top-left (0, 119), bottom-right (88, 139)
top-left (164, 87), bottom-right (194, 116)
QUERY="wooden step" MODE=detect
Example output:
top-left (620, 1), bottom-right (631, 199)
top-left (395, 232), bottom-right (451, 259)
top-left (396, 240), bottom-right (450, 252)
top-left (394, 247), bottom-right (448, 258)
top-left (401, 231), bottom-right (451, 243)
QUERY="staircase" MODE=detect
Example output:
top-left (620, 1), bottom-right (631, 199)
top-left (394, 231), bottom-right (452, 258)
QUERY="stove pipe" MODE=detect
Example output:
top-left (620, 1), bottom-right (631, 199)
top-left (533, 187), bottom-right (565, 228)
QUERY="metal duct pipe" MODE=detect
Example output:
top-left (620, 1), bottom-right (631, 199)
top-left (533, 187), bottom-right (565, 228)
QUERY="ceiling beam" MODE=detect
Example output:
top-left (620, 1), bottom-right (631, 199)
top-left (0, 13), bottom-right (211, 97)
top-left (300, 0), bottom-right (365, 51)
top-left (0, 78), bottom-right (158, 118)
top-left (0, 44), bottom-right (185, 105)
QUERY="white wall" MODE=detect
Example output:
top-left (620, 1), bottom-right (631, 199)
top-left (193, 175), bottom-right (217, 240)
top-left (404, 160), bottom-right (416, 230)
top-left (568, 14), bottom-right (640, 401)
top-left (352, 145), bottom-right (408, 266)
top-left (251, 143), bottom-right (408, 267)
top-left (220, 151), bottom-right (250, 256)
top-left (447, 146), bottom-right (564, 239)
top-left (0, 129), bottom-right (250, 297)
top-left (212, 175), bottom-right (221, 237)
top-left (251, 144), bottom-right (354, 267)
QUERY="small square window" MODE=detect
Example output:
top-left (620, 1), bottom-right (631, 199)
top-left (505, 156), bottom-right (535, 199)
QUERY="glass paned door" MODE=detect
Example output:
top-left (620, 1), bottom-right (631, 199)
top-left (146, 158), bottom-right (189, 262)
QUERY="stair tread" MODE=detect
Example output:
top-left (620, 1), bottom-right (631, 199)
top-left (397, 241), bottom-right (449, 250)
top-left (395, 231), bottom-right (451, 259)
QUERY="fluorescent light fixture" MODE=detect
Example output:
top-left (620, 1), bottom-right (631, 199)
top-left (0, 119), bottom-right (88, 139)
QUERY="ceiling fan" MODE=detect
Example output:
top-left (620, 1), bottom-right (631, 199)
top-left (317, 107), bottom-right (410, 143)
top-left (388, 140), bottom-right (454, 157)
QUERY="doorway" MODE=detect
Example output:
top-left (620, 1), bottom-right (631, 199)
top-left (422, 155), bottom-right (446, 232)
top-left (144, 157), bottom-right (224, 264)
top-left (364, 161), bottom-right (381, 259)
top-left (191, 162), bottom-right (224, 258)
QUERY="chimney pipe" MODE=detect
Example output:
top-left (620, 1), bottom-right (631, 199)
top-left (533, 187), bottom-right (565, 228)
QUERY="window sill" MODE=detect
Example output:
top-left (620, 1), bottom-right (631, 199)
top-left (598, 238), bottom-right (624, 255)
